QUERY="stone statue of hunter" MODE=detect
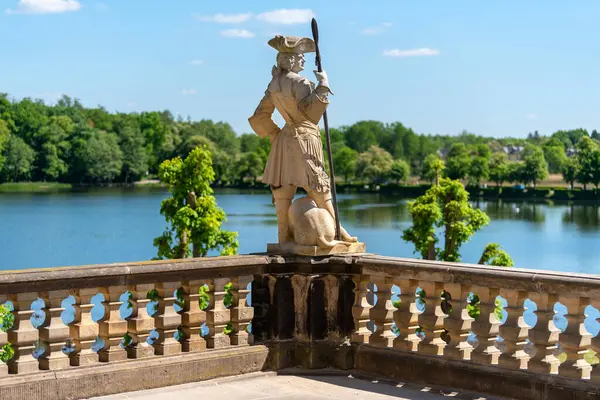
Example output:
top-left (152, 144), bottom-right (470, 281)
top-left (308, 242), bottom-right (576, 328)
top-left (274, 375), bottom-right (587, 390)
top-left (249, 35), bottom-right (357, 246)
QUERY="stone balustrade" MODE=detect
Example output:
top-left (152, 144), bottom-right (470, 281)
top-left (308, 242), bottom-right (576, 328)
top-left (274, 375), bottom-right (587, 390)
top-left (0, 254), bottom-right (598, 400)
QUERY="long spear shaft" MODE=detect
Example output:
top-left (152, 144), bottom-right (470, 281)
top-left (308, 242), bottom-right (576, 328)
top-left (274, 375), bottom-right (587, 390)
top-left (311, 18), bottom-right (341, 241)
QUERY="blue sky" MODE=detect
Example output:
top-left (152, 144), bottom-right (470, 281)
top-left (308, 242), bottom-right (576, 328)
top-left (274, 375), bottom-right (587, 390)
top-left (1, 0), bottom-right (599, 138)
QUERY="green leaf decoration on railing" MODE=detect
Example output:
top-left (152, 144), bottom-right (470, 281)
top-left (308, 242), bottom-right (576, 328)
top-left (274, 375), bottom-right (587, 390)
top-left (199, 285), bottom-right (210, 310)
top-left (494, 298), bottom-right (504, 322)
top-left (223, 322), bottom-right (233, 336)
top-left (175, 287), bottom-right (185, 308)
top-left (223, 282), bottom-right (234, 308)
top-left (0, 343), bottom-right (14, 363)
top-left (122, 333), bottom-right (133, 348)
top-left (392, 299), bottom-right (401, 309)
top-left (0, 303), bottom-right (15, 332)
top-left (147, 289), bottom-right (159, 302)
top-left (126, 292), bottom-right (133, 310)
top-left (467, 294), bottom-right (481, 320)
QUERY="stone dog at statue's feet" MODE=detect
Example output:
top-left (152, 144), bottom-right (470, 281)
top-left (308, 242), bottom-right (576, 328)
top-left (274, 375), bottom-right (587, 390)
top-left (287, 196), bottom-right (354, 249)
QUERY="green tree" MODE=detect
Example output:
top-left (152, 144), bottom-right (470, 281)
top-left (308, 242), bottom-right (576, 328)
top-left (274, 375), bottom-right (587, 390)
top-left (468, 157), bottom-right (489, 186)
top-left (0, 120), bottom-right (9, 174)
top-left (389, 159), bottom-right (411, 184)
top-left (35, 115), bottom-right (73, 181)
top-left (1, 135), bottom-right (35, 182)
top-left (445, 143), bottom-right (471, 180)
top-left (118, 123), bottom-right (148, 182)
top-left (402, 178), bottom-right (490, 262)
top-left (356, 146), bottom-right (394, 184)
top-left (421, 154), bottom-right (445, 185)
top-left (333, 146), bottom-right (358, 182)
top-left (73, 130), bottom-right (123, 183)
top-left (488, 152), bottom-right (508, 187)
top-left (576, 136), bottom-right (598, 190)
top-left (478, 243), bottom-right (514, 267)
top-left (154, 146), bottom-right (238, 259)
top-left (543, 144), bottom-right (568, 174)
top-left (521, 145), bottom-right (548, 188)
top-left (235, 152), bottom-right (264, 183)
top-left (562, 157), bottom-right (579, 190)
top-left (344, 121), bottom-right (381, 153)
top-left (506, 162), bottom-right (524, 184)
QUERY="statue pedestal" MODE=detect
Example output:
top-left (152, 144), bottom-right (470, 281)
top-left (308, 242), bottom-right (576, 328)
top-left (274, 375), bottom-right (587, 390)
top-left (266, 242), bottom-right (366, 256)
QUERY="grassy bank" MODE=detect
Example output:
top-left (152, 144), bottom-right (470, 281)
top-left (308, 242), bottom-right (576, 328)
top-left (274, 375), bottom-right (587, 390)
top-left (0, 182), bottom-right (72, 193)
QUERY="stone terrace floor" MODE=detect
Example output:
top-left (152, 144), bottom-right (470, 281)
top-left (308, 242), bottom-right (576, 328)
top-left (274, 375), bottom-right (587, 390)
top-left (91, 372), bottom-right (498, 400)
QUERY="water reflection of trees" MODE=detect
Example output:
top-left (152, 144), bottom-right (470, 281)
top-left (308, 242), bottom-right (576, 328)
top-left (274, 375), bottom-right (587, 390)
top-left (337, 195), bottom-right (411, 228)
top-left (474, 200), bottom-right (546, 223)
top-left (562, 205), bottom-right (600, 231)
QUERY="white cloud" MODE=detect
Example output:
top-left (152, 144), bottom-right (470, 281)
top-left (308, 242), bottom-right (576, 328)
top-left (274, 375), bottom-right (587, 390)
top-left (221, 29), bottom-right (255, 38)
top-left (383, 48), bottom-right (440, 57)
top-left (6, 0), bottom-right (81, 14)
top-left (256, 9), bottom-right (315, 25)
top-left (361, 22), bottom-right (392, 35)
top-left (126, 101), bottom-right (137, 108)
top-left (190, 60), bottom-right (204, 66)
top-left (197, 12), bottom-right (252, 24)
top-left (181, 89), bottom-right (197, 96)
top-left (527, 113), bottom-right (538, 120)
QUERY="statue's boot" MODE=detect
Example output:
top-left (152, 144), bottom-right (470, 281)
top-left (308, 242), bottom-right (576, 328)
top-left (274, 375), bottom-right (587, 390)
top-left (272, 186), bottom-right (296, 244)
top-left (275, 199), bottom-right (293, 243)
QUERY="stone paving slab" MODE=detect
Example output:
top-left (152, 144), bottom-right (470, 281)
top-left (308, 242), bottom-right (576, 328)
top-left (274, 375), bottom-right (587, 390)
top-left (90, 372), bottom-right (496, 400)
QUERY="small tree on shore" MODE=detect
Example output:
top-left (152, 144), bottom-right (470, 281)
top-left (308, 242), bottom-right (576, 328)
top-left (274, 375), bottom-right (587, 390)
top-left (402, 178), bottom-right (513, 266)
top-left (153, 146), bottom-right (238, 259)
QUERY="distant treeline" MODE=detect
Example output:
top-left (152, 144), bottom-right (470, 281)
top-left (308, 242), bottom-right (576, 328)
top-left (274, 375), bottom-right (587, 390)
top-left (1, 93), bottom-right (599, 189)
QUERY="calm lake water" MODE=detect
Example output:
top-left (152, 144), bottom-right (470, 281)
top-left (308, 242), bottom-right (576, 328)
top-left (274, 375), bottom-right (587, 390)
top-left (1, 187), bottom-right (599, 274)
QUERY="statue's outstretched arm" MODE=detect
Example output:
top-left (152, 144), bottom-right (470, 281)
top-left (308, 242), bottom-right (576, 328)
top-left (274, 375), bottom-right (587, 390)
top-left (248, 91), bottom-right (280, 139)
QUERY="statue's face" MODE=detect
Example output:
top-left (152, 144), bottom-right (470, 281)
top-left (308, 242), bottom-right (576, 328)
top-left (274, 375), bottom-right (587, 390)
top-left (292, 54), bottom-right (305, 73)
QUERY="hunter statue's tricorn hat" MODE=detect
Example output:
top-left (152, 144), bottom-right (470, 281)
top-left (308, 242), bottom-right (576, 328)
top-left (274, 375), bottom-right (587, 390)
top-left (268, 35), bottom-right (316, 54)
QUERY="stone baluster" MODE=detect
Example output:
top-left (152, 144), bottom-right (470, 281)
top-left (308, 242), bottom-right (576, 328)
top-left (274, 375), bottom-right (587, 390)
top-left (591, 299), bottom-right (600, 383)
top-left (418, 281), bottom-right (448, 357)
top-left (206, 278), bottom-right (232, 348)
top-left (471, 286), bottom-right (500, 365)
top-left (38, 290), bottom-right (70, 370)
top-left (369, 277), bottom-right (395, 348)
top-left (529, 293), bottom-right (560, 374)
top-left (7, 293), bottom-right (39, 374)
top-left (180, 280), bottom-right (207, 352)
top-left (351, 275), bottom-right (372, 344)
top-left (393, 279), bottom-right (419, 352)
top-left (559, 295), bottom-right (592, 379)
top-left (70, 288), bottom-right (100, 366)
top-left (439, 283), bottom-right (470, 360)
top-left (153, 282), bottom-right (183, 355)
top-left (126, 284), bottom-right (155, 358)
top-left (98, 286), bottom-right (127, 362)
top-left (497, 289), bottom-right (529, 370)
top-left (0, 296), bottom-right (9, 376)
top-left (231, 276), bottom-right (254, 346)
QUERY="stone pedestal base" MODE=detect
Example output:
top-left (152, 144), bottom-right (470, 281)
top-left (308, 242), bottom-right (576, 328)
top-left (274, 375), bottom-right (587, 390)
top-left (267, 242), bottom-right (366, 256)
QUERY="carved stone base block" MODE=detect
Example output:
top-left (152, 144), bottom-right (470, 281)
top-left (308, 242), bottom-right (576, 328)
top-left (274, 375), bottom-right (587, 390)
top-left (0, 362), bottom-right (7, 377)
top-left (127, 342), bottom-right (155, 359)
top-left (182, 336), bottom-right (207, 353)
top-left (70, 349), bottom-right (99, 366)
top-left (267, 242), bottom-right (366, 256)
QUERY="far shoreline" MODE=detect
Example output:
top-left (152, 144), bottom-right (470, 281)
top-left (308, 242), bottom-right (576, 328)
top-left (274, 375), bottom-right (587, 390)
top-left (1, 180), bottom-right (599, 202)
